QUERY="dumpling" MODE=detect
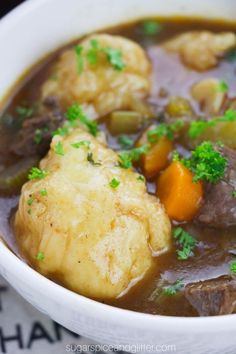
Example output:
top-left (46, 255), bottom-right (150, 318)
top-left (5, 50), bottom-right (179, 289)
top-left (42, 34), bottom-right (151, 118)
top-left (15, 129), bottom-right (171, 300)
top-left (163, 31), bottom-right (236, 71)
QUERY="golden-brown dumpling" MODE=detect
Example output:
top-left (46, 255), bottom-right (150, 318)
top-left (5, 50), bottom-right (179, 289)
top-left (15, 130), bottom-right (171, 300)
top-left (42, 34), bottom-right (151, 117)
top-left (163, 31), bottom-right (236, 71)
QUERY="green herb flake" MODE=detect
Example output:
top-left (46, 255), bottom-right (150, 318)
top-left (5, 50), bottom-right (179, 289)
top-left (27, 197), bottom-right (34, 206)
top-left (34, 127), bottom-right (49, 144)
top-left (87, 39), bottom-right (100, 65)
top-left (104, 47), bottom-right (125, 71)
top-left (71, 140), bottom-right (91, 149)
top-left (163, 279), bottom-right (184, 296)
top-left (217, 80), bottom-right (229, 93)
top-left (226, 48), bottom-right (236, 63)
top-left (66, 103), bottom-right (98, 136)
top-left (28, 167), bottom-right (49, 180)
top-left (27, 209), bottom-right (32, 215)
top-left (52, 126), bottom-right (69, 137)
top-left (16, 105), bottom-right (34, 119)
top-left (109, 178), bottom-right (120, 189)
top-left (137, 175), bottom-right (145, 182)
top-left (54, 141), bottom-right (65, 156)
top-left (188, 109), bottom-right (236, 139)
top-left (147, 119), bottom-right (184, 143)
top-left (75, 45), bottom-right (84, 74)
top-left (118, 135), bottom-right (134, 149)
top-left (174, 227), bottom-right (198, 261)
top-left (40, 189), bottom-right (48, 197)
top-left (232, 190), bottom-right (236, 198)
top-left (118, 144), bottom-right (150, 169)
top-left (87, 152), bottom-right (101, 166)
top-left (142, 20), bottom-right (162, 36)
top-left (36, 252), bottom-right (45, 261)
top-left (181, 141), bottom-right (227, 183)
top-left (230, 261), bottom-right (236, 274)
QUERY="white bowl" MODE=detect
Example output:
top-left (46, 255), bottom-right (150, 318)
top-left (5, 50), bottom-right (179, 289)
top-left (0, 1), bottom-right (236, 353)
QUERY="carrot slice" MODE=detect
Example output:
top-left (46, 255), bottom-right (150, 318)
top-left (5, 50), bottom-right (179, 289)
top-left (157, 161), bottom-right (203, 221)
top-left (137, 129), bottom-right (173, 179)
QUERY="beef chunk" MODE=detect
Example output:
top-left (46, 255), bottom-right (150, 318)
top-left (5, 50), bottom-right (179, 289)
top-left (10, 96), bottom-right (65, 157)
top-left (185, 276), bottom-right (236, 316)
top-left (196, 146), bottom-right (236, 227)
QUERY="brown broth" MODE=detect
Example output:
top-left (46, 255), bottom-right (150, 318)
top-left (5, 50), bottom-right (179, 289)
top-left (1, 17), bottom-right (236, 316)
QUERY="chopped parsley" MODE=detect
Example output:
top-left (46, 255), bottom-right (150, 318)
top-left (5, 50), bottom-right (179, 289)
top-left (27, 209), bottom-right (32, 215)
top-left (78, 39), bottom-right (125, 71)
top-left (173, 227), bottom-right (198, 261)
top-left (118, 135), bottom-right (134, 149)
top-left (16, 105), bottom-right (34, 119)
top-left (28, 167), bottom-right (49, 180)
top-left (230, 261), bottom-right (236, 274)
top-left (104, 47), bottom-right (125, 71)
top-left (142, 20), bottom-right (162, 36)
top-left (232, 190), bottom-right (236, 198)
top-left (147, 119), bottom-right (184, 143)
top-left (162, 279), bottom-right (184, 296)
top-left (66, 103), bottom-right (98, 136)
top-left (27, 197), bottom-right (34, 206)
top-left (36, 252), bottom-right (45, 261)
top-left (109, 178), bottom-right (120, 189)
top-left (137, 175), bottom-right (145, 182)
top-left (217, 80), bottom-right (229, 93)
top-left (225, 48), bottom-right (236, 63)
top-left (87, 152), bottom-right (101, 166)
top-left (71, 140), bottom-right (91, 149)
top-left (40, 189), bottom-right (48, 196)
top-left (188, 109), bottom-right (236, 139)
top-left (34, 127), bottom-right (48, 144)
top-left (75, 45), bottom-right (84, 74)
top-left (52, 126), bottom-right (69, 137)
top-left (118, 144), bottom-right (150, 169)
top-left (54, 141), bottom-right (65, 156)
top-left (181, 142), bottom-right (227, 183)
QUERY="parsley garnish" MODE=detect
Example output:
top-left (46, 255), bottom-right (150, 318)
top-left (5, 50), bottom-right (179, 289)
top-left (217, 80), bottom-right (229, 93)
top-left (36, 252), bottom-right (45, 261)
top-left (142, 20), bottom-right (162, 36)
top-left (54, 141), bottom-right (64, 156)
top-left (118, 144), bottom-right (150, 169)
top-left (52, 126), bottom-right (69, 137)
top-left (137, 175), bottom-right (145, 182)
top-left (163, 279), bottom-right (184, 296)
top-left (27, 197), bottom-right (34, 206)
top-left (75, 45), bottom-right (84, 74)
top-left (232, 191), bottom-right (236, 198)
top-left (87, 152), bottom-right (101, 166)
top-left (27, 209), bottom-right (32, 215)
top-left (147, 119), bottom-right (184, 143)
top-left (174, 227), bottom-right (198, 260)
top-left (181, 142), bottom-right (227, 183)
top-left (230, 261), bottom-right (236, 274)
top-left (188, 110), bottom-right (236, 139)
top-left (226, 48), bottom-right (236, 63)
top-left (118, 135), bottom-right (134, 149)
top-left (28, 167), bottom-right (49, 180)
top-left (109, 178), bottom-right (120, 189)
top-left (34, 127), bottom-right (48, 144)
top-left (66, 103), bottom-right (98, 136)
top-left (80, 39), bottom-right (125, 71)
top-left (16, 105), bottom-right (34, 119)
top-left (71, 140), bottom-right (91, 149)
top-left (40, 189), bottom-right (48, 196)
top-left (104, 47), bottom-right (125, 71)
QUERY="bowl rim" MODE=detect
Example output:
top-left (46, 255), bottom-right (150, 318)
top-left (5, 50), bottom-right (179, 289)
top-left (0, 0), bottom-right (236, 330)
